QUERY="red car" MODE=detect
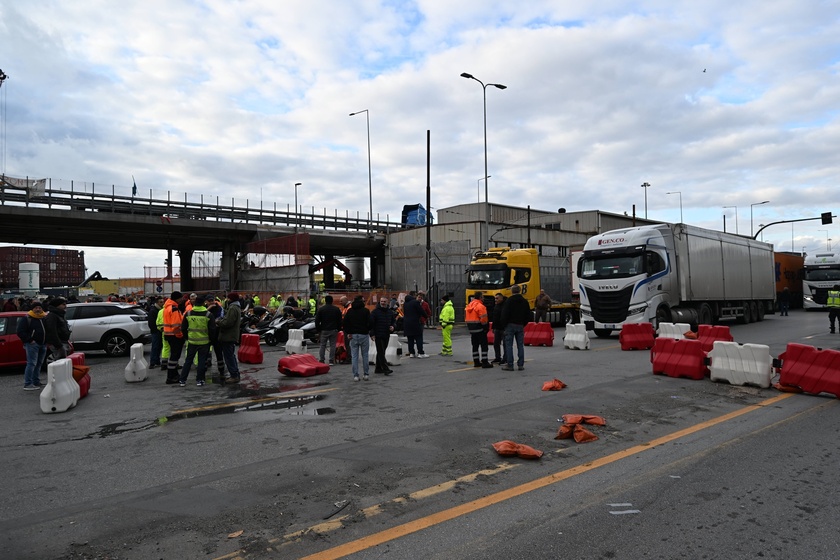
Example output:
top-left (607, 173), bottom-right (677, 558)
top-left (0, 311), bottom-right (70, 370)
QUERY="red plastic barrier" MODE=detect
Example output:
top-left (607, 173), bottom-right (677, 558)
top-left (77, 373), bottom-right (91, 399)
top-left (237, 333), bottom-right (264, 364)
top-left (487, 322), bottom-right (494, 344)
top-left (650, 337), bottom-right (707, 380)
top-left (278, 353), bottom-right (331, 377)
top-left (697, 325), bottom-right (734, 353)
top-left (778, 343), bottom-right (840, 398)
top-left (619, 322), bottom-right (655, 350)
top-left (524, 322), bottom-right (554, 347)
top-left (69, 352), bottom-right (86, 366)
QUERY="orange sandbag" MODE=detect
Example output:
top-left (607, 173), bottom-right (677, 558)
top-left (554, 424), bottom-right (574, 440)
top-left (684, 331), bottom-right (698, 339)
top-left (573, 425), bottom-right (599, 443)
top-left (561, 414), bottom-right (606, 426)
top-left (72, 365), bottom-right (91, 382)
top-left (492, 440), bottom-right (543, 459)
top-left (541, 379), bottom-right (567, 391)
top-left (773, 382), bottom-right (803, 393)
top-left (492, 440), bottom-right (519, 456)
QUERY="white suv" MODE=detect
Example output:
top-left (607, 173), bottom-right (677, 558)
top-left (65, 303), bottom-right (150, 357)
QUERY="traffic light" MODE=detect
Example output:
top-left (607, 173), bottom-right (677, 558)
top-left (821, 212), bottom-right (833, 225)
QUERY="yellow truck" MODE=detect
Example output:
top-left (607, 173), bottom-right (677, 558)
top-left (465, 247), bottom-right (580, 325)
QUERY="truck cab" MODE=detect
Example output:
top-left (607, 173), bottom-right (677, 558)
top-left (803, 252), bottom-right (840, 309)
top-left (465, 248), bottom-right (539, 312)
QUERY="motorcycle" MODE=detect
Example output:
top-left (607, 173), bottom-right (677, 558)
top-left (263, 307), bottom-right (319, 346)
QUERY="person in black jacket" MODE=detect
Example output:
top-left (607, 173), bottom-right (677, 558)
top-left (17, 300), bottom-right (48, 390)
top-left (146, 296), bottom-right (163, 368)
top-left (370, 296), bottom-right (396, 374)
top-left (44, 298), bottom-right (71, 360)
top-left (315, 295), bottom-right (343, 364)
top-left (402, 292), bottom-right (428, 358)
top-left (500, 285), bottom-right (531, 371)
top-left (342, 296), bottom-right (372, 380)
top-left (491, 293), bottom-right (507, 364)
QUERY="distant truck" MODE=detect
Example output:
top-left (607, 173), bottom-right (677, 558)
top-left (802, 252), bottom-right (840, 309)
top-left (578, 223), bottom-right (775, 338)
top-left (465, 247), bottom-right (580, 325)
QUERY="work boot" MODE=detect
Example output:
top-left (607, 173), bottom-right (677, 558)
top-left (481, 360), bottom-right (493, 369)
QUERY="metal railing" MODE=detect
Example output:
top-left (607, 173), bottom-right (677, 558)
top-left (0, 176), bottom-right (404, 234)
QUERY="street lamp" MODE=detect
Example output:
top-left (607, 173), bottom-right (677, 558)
top-left (477, 176), bottom-right (490, 204)
top-left (666, 191), bottom-right (682, 223)
top-left (640, 182), bottom-right (650, 219)
top-left (461, 72), bottom-right (507, 250)
top-left (750, 200), bottom-right (769, 237)
top-left (722, 205), bottom-right (738, 234)
top-left (349, 110), bottom-right (374, 229)
top-left (294, 182), bottom-right (302, 267)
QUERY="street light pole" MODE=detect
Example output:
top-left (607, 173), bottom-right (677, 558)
top-left (293, 182), bottom-right (302, 272)
top-left (723, 206), bottom-right (738, 234)
top-left (349, 110), bottom-right (374, 230)
top-left (750, 200), bottom-right (769, 238)
top-left (477, 176), bottom-right (490, 204)
top-left (640, 182), bottom-right (650, 219)
top-left (666, 191), bottom-right (682, 223)
top-left (461, 72), bottom-right (506, 250)
top-left (819, 229), bottom-right (830, 250)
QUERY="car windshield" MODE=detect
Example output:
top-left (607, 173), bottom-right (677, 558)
top-left (580, 254), bottom-right (644, 279)
top-left (805, 268), bottom-right (840, 282)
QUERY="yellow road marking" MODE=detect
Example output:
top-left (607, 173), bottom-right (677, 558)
top-left (297, 393), bottom-right (794, 560)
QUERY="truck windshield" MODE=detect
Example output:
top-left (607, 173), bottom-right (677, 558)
top-left (580, 254), bottom-right (644, 280)
top-left (467, 267), bottom-right (508, 288)
top-left (805, 268), bottom-right (840, 282)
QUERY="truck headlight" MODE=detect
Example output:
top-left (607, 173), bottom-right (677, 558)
top-left (628, 305), bottom-right (647, 315)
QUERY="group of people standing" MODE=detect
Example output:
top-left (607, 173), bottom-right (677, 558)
top-left (147, 291), bottom-right (242, 387)
top-left (454, 285), bottom-right (531, 371)
top-left (16, 297), bottom-right (72, 390)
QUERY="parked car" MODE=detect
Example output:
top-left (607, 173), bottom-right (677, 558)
top-left (65, 302), bottom-right (150, 357)
top-left (0, 311), bottom-right (73, 370)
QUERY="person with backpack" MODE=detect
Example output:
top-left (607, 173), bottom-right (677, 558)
top-left (17, 300), bottom-right (48, 390)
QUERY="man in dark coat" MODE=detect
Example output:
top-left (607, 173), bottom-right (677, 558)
top-left (44, 297), bottom-right (71, 360)
top-left (343, 296), bottom-right (372, 381)
top-left (370, 296), bottom-right (396, 374)
top-left (315, 294), bottom-right (343, 364)
top-left (402, 292), bottom-right (429, 358)
top-left (17, 300), bottom-right (48, 390)
top-left (500, 285), bottom-right (531, 371)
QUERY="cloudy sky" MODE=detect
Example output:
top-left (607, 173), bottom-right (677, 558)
top-left (1, 0), bottom-right (839, 278)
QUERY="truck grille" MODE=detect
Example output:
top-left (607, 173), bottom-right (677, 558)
top-left (586, 286), bottom-right (633, 324)
top-left (813, 288), bottom-right (828, 305)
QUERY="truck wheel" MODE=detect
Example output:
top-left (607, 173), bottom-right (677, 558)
top-left (738, 301), bottom-right (753, 324)
top-left (756, 301), bottom-right (766, 321)
top-left (563, 309), bottom-right (577, 326)
top-left (749, 301), bottom-right (760, 322)
top-left (698, 303), bottom-right (713, 326)
top-left (593, 329), bottom-right (612, 338)
top-left (655, 305), bottom-right (672, 328)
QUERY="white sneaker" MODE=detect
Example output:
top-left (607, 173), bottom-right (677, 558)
top-left (417, 353), bottom-right (429, 359)
top-left (407, 354), bottom-right (417, 358)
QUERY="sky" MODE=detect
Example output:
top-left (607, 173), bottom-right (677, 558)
top-left (1, 0), bottom-right (839, 278)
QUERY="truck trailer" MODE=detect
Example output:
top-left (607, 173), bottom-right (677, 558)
top-left (578, 223), bottom-right (775, 337)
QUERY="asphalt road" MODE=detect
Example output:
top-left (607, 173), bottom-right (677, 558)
top-left (1, 311), bottom-right (839, 560)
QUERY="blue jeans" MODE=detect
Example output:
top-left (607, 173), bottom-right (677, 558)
top-left (503, 324), bottom-right (525, 368)
top-left (348, 333), bottom-right (370, 377)
top-left (24, 342), bottom-right (47, 386)
top-left (221, 341), bottom-right (239, 377)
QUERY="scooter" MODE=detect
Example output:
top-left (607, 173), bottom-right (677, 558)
top-left (263, 307), bottom-right (319, 346)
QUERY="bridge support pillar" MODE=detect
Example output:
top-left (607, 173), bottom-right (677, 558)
top-left (220, 243), bottom-right (236, 292)
top-left (179, 249), bottom-right (194, 292)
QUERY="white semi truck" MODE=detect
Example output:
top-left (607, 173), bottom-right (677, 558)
top-left (802, 252), bottom-right (840, 310)
top-left (578, 223), bottom-right (776, 338)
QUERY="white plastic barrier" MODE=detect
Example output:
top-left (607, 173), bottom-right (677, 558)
top-left (285, 329), bottom-right (307, 355)
top-left (385, 333), bottom-right (402, 366)
top-left (657, 322), bottom-right (693, 340)
top-left (563, 324), bottom-right (590, 350)
top-left (708, 341), bottom-right (772, 388)
top-left (124, 343), bottom-right (149, 382)
top-left (40, 358), bottom-right (80, 413)
top-left (368, 341), bottom-right (377, 365)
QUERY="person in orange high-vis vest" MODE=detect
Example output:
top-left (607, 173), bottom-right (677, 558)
top-left (163, 291), bottom-right (186, 384)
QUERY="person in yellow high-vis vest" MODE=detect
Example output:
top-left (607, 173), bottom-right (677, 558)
top-left (828, 285), bottom-right (840, 333)
top-left (439, 294), bottom-right (455, 356)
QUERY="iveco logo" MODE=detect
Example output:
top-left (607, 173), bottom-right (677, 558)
top-left (602, 285), bottom-right (619, 290)
top-left (598, 238), bottom-right (625, 245)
